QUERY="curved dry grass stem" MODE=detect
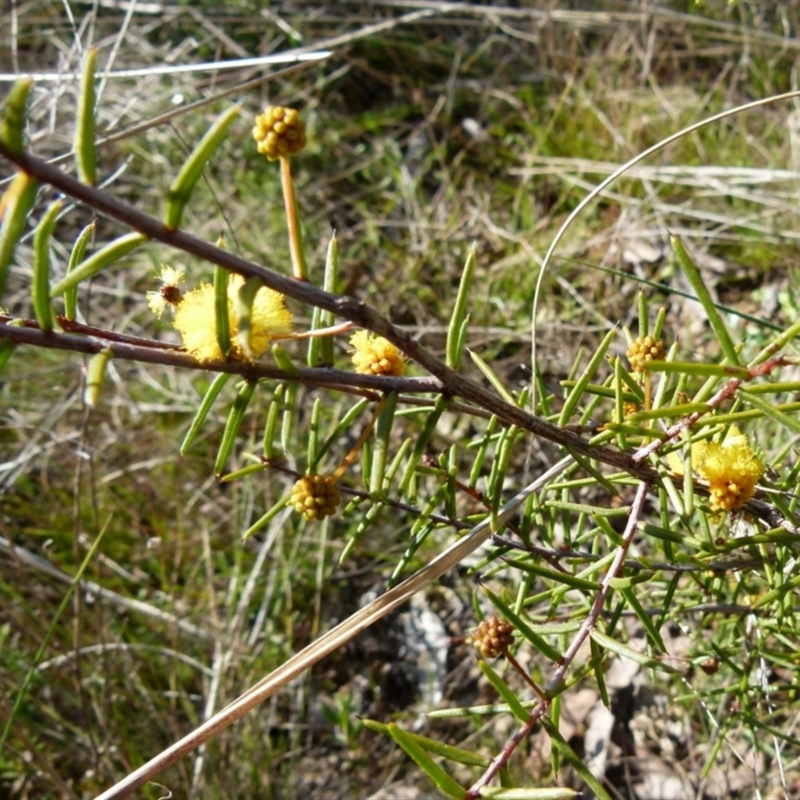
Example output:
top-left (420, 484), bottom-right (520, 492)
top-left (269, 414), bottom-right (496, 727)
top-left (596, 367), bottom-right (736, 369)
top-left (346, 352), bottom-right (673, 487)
top-left (529, 88), bottom-right (800, 412)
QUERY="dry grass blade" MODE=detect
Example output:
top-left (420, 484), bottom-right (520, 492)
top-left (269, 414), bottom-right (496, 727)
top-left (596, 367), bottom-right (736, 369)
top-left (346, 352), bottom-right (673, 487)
top-left (94, 457), bottom-right (573, 800)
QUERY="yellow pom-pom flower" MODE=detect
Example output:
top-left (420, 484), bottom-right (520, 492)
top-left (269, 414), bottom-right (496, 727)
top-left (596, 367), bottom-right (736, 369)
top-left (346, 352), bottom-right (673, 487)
top-left (350, 330), bottom-right (406, 377)
top-left (172, 275), bottom-right (292, 363)
top-left (252, 106), bottom-right (307, 161)
top-left (692, 425), bottom-right (764, 512)
top-left (627, 334), bottom-right (665, 374)
top-left (670, 425), bottom-right (764, 512)
top-left (290, 474), bottom-right (341, 521)
top-left (147, 265), bottom-right (185, 318)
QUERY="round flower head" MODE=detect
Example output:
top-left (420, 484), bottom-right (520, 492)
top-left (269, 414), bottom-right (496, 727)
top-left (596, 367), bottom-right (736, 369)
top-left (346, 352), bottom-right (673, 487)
top-left (691, 425), bottom-right (764, 512)
top-left (627, 334), bottom-right (665, 374)
top-left (350, 330), bottom-right (406, 377)
top-left (172, 275), bottom-right (292, 363)
top-left (147, 264), bottom-right (185, 318)
top-left (472, 617), bottom-right (515, 659)
top-left (290, 474), bottom-right (341, 521)
top-left (252, 106), bottom-right (306, 161)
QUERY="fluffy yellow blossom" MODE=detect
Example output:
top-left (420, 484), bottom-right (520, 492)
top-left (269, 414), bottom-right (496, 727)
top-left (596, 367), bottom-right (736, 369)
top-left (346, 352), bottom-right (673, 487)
top-left (252, 106), bottom-right (307, 161)
top-left (670, 425), bottom-right (764, 512)
top-left (146, 265), bottom-right (185, 318)
top-left (173, 275), bottom-right (292, 363)
top-left (350, 330), bottom-right (406, 377)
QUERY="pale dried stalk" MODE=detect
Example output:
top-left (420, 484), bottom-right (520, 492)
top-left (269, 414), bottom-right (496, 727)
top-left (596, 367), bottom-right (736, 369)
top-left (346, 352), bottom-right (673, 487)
top-left (94, 457), bottom-right (574, 800)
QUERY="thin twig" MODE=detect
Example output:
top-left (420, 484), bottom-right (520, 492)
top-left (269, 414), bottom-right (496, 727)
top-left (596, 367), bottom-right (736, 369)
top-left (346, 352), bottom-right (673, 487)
top-left (0, 142), bottom-right (656, 482)
top-left (466, 479), bottom-right (651, 798)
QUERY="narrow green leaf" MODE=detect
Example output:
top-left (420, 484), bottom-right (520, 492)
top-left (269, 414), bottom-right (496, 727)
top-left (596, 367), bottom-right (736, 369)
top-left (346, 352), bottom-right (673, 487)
top-left (502, 559), bottom-right (601, 592)
top-left (32, 199), bottom-right (61, 332)
top-left (163, 103), bottom-right (242, 230)
top-left (280, 382), bottom-right (297, 453)
top-left (446, 244), bottom-right (476, 369)
top-left (388, 724), bottom-right (466, 799)
top-left (363, 720), bottom-right (490, 767)
top-left (637, 291), bottom-right (648, 337)
top-left (468, 348), bottom-right (518, 406)
top-left (308, 234), bottom-right (338, 367)
top-left (220, 462), bottom-right (267, 482)
top-left (750, 318), bottom-right (800, 366)
top-left (50, 232), bottom-right (147, 296)
top-left (75, 48), bottom-right (97, 185)
top-left (398, 394), bottom-right (448, 497)
top-left (739, 389), bottom-right (800, 438)
top-left (489, 425), bottom-right (520, 527)
top-left (63, 221), bottom-right (95, 320)
top-left (262, 383), bottom-right (284, 459)
top-left (241, 492), bottom-right (292, 540)
top-left (590, 630), bottom-right (677, 673)
top-left (670, 235), bottom-right (740, 367)
top-left (549, 693), bottom-right (561, 775)
top-left (0, 337), bottom-right (15, 374)
top-left (370, 392), bottom-right (397, 500)
top-left (214, 379), bottom-right (257, 476)
top-left (180, 372), bottom-right (231, 455)
top-left (0, 171), bottom-right (38, 297)
top-left (0, 78), bottom-right (32, 154)
top-left (83, 347), bottom-right (112, 408)
top-left (307, 397), bottom-right (321, 467)
top-left (479, 788), bottom-right (578, 799)
top-left (620, 587), bottom-right (666, 652)
top-left (478, 660), bottom-right (529, 722)
top-left (645, 359), bottom-right (747, 378)
top-left (338, 501), bottom-right (382, 565)
top-left (271, 342), bottom-right (300, 377)
top-left (469, 414), bottom-right (498, 489)
top-left (213, 266), bottom-right (232, 358)
top-left (558, 326), bottom-right (617, 426)
top-left (235, 274), bottom-right (262, 360)
top-left (590, 637), bottom-right (609, 708)
top-left (629, 401), bottom-right (711, 421)
top-left (541, 716), bottom-right (613, 800)
top-left (312, 397), bottom-right (370, 470)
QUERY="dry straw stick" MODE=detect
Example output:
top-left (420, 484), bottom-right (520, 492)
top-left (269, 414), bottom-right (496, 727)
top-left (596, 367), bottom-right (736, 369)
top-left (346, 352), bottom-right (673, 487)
top-left (94, 457), bottom-right (574, 800)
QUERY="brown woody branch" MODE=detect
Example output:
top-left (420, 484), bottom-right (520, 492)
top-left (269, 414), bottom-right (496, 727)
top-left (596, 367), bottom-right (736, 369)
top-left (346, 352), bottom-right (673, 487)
top-left (0, 142), bottom-right (656, 482)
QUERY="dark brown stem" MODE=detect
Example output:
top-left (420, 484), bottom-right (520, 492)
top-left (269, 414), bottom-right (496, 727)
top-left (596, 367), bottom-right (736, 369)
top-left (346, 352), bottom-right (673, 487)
top-left (0, 142), bottom-right (655, 482)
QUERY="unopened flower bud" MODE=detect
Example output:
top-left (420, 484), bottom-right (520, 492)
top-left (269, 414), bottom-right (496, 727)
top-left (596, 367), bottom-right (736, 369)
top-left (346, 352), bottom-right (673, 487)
top-left (290, 474), bottom-right (341, 521)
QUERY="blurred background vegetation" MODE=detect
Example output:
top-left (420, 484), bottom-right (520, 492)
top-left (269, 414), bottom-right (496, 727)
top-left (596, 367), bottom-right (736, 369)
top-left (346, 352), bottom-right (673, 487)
top-left (2, 2), bottom-right (800, 798)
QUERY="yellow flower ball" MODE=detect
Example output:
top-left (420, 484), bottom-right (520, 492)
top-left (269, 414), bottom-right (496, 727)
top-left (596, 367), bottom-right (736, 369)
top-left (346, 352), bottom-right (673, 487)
top-left (627, 335), bottom-right (665, 374)
top-left (252, 106), bottom-right (307, 161)
top-left (290, 474), bottom-right (341, 521)
top-left (172, 275), bottom-right (292, 363)
top-left (350, 330), bottom-right (406, 377)
top-left (692, 426), bottom-right (764, 511)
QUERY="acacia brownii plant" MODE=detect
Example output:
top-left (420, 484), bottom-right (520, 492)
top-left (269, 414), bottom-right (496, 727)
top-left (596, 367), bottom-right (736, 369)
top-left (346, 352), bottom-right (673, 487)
top-left (2, 30), bottom-right (800, 800)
